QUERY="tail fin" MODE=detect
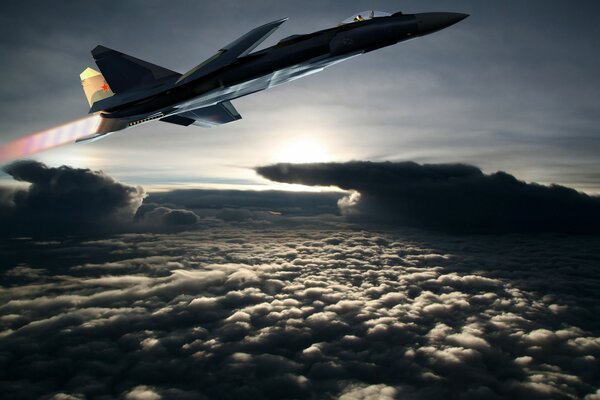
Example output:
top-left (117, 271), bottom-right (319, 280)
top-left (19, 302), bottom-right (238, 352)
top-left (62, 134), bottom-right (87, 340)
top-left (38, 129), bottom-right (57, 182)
top-left (91, 45), bottom-right (180, 93)
top-left (80, 67), bottom-right (114, 107)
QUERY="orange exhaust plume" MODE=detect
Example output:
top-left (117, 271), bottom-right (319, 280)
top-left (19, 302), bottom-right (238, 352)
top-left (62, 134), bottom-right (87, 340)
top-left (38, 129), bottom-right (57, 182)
top-left (0, 115), bottom-right (102, 163)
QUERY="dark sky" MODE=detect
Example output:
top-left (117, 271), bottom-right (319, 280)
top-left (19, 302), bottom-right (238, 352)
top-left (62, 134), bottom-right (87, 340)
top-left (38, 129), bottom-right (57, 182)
top-left (1, 1), bottom-right (600, 192)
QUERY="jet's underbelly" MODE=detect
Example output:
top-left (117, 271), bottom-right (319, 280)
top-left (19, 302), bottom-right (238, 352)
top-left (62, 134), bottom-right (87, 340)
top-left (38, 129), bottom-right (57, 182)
top-left (171, 52), bottom-right (361, 115)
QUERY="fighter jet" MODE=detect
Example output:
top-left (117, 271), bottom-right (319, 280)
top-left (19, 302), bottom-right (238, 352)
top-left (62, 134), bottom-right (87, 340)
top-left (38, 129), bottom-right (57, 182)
top-left (0, 10), bottom-right (468, 160)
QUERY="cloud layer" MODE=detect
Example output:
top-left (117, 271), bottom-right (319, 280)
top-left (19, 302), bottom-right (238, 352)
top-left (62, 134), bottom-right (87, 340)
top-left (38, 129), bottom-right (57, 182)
top-left (1, 161), bottom-right (599, 399)
top-left (257, 161), bottom-right (600, 233)
top-left (1, 228), bottom-right (599, 399)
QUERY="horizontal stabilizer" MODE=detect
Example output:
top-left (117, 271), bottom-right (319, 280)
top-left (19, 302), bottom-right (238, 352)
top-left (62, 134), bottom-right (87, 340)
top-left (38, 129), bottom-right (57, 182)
top-left (92, 45), bottom-right (180, 93)
top-left (177, 18), bottom-right (287, 84)
top-left (161, 101), bottom-right (241, 128)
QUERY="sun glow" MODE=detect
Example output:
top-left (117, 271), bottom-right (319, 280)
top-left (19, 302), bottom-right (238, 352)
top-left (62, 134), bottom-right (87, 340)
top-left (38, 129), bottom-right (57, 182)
top-left (273, 138), bottom-right (332, 164)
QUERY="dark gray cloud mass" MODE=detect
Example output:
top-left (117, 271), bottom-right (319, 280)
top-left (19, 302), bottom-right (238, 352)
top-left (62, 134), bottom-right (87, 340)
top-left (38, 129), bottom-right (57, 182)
top-left (257, 161), bottom-right (600, 233)
top-left (0, 161), bottom-right (347, 237)
top-left (134, 204), bottom-right (200, 231)
top-left (0, 160), bottom-right (201, 236)
top-left (0, 228), bottom-right (599, 399)
top-left (1, 160), bottom-right (144, 236)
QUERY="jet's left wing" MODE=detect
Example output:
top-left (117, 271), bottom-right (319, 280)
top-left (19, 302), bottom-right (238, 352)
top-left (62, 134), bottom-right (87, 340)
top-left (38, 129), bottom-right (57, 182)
top-left (160, 101), bottom-right (241, 127)
top-left (176, 18), bottom-right (287, 85)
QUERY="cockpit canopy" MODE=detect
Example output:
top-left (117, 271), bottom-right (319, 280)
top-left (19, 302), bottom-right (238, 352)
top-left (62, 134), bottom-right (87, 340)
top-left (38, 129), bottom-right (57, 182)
top-left (340, 10), bottom-right (393, 25)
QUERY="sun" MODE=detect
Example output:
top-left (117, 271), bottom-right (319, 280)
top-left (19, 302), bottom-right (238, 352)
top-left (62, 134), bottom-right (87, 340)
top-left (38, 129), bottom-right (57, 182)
top-left (273, 138), bottom-right (332, 164)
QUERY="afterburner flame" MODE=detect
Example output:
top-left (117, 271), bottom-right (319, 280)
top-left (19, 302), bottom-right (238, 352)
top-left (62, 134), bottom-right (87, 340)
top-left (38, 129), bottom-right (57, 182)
top-left (0, 115), bottom-right (102, 163)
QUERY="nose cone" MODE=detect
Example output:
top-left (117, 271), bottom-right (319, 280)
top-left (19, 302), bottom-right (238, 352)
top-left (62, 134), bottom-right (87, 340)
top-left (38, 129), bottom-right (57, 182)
top-left (417, 12), bottom-right (469, 35)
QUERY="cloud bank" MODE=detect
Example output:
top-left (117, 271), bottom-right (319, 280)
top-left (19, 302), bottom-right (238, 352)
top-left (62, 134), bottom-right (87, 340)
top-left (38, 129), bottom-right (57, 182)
top-left (257, 161), bottom-right (600, 233)
top-left (0, 161), bottom-right (599, 399)
top-left (1, 228), bottom-right (598, 399)
top-left (0, 161), bottom-right (199, 236)
top-left (4, 160), bottom-right (599, 237)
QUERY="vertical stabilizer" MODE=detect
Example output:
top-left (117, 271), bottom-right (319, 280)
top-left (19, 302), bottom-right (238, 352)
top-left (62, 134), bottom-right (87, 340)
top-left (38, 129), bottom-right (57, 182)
top-left (80, 67), bottom-right (114, 107)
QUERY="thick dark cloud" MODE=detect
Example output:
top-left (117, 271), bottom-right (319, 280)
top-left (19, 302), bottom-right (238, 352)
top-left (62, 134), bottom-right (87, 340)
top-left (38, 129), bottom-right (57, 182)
top-left (134, 203), bottom-right (200, 231)
top-left (0, 160), bottom-right (346, 239)
top-left (257, 161), bottom-right (600, 233)
top-left (1, 160), bottom-right (144, 236)
top-left (0, 161), bottom-right (200, 237)
top-left (1, 228), bottom-right (599, 399)
top-left (4, 159), bottom-right (600, 236)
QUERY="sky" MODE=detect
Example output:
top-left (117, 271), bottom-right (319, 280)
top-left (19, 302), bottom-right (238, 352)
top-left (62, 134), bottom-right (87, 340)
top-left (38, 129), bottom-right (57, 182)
top-left (1, 0), bottom-right (600, 192)
top-left (1, 2), bottom-right (600, 399)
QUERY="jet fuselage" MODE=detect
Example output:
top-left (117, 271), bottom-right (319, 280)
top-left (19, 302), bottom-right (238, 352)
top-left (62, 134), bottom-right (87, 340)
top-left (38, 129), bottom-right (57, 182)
top-left (90, 11), bottom-right (468, 136)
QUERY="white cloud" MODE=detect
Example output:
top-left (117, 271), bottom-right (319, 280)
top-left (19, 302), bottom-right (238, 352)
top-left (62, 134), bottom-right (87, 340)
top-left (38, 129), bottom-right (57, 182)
top-left (125, 385), bottom-right (162, 400)
top-left (338, 384), bottom-right (397, 400)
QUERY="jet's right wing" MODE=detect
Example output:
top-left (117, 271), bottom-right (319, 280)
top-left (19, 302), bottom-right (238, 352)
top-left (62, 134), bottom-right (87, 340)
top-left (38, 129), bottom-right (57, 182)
top-left (160, 101), bottom-right (241, 127)
top-left (176, 18), bottom-right (287, 85)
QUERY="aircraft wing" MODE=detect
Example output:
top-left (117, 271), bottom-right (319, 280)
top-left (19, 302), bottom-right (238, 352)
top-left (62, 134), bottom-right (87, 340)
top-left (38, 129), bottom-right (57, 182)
top-left (176, 18), bottom-right (287, 85)
top-left (160, 101), bottom-right (241, 127)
